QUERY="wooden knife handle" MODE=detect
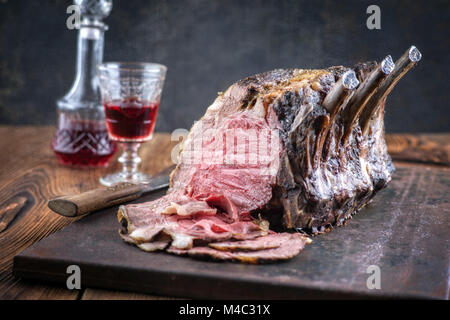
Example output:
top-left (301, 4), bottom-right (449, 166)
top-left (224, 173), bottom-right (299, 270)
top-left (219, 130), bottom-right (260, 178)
top-left (48, 183), bottom-right (144, 217)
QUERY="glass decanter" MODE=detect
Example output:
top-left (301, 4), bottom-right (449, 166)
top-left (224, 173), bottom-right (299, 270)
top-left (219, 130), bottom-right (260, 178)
top-left (52, 0), bottom-right (117, 167)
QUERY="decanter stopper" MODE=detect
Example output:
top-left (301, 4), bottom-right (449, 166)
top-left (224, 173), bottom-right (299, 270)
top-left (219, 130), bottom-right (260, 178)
top-left (74, 0), bottom-right (112, 26)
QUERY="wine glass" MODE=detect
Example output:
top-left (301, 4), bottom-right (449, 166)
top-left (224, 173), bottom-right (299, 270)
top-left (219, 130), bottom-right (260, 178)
top-left (97, 62), bottom-right (167, 186)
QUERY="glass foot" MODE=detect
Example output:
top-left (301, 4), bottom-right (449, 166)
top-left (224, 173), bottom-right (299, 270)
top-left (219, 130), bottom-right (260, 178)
top-left (99, 171), bottom-right (152, 186)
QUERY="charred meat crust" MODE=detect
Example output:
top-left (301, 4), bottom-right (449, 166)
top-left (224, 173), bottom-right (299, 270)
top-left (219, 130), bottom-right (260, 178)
top-left (245, 64), bottom-right (393, 231)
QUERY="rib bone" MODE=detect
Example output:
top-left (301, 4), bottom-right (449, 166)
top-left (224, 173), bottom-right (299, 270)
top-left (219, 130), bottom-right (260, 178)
top-left (316, 71), bottom-right (358, 167)
top-left (322, 70), bottom-right (359, 113)
top-left (341, 55), bottom-right (395, 145)
top-left (360, 46), bottom-right (422, 135)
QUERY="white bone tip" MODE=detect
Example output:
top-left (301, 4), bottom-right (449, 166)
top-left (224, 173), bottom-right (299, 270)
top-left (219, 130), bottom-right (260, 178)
top-left (342, 70), bottom-right (359, 90)
top-left (381, 55), bottom-right (395, 74)
top-left (409, 46), bottom-right (422, 62)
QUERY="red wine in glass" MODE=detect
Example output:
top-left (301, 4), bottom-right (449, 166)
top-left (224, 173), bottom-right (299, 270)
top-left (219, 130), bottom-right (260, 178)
top-left (97, 61), bottom-right (166, 186)
top-left (104, 97), bottom-right (159, 142)
top-left (52, 118), bottom-right (117, 167)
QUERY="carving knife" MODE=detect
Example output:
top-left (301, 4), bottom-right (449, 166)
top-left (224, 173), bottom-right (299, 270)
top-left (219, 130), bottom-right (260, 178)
top-left (48, 165), bottom-right (175, 218)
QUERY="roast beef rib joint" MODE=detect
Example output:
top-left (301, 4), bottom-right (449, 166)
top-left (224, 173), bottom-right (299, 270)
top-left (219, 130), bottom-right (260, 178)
top-left (118, 46), bottom-right (422, 263)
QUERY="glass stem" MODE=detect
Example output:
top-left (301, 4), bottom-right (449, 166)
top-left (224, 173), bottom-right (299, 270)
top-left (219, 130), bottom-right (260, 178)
top-left (118, 142), bottom-right (141, 179)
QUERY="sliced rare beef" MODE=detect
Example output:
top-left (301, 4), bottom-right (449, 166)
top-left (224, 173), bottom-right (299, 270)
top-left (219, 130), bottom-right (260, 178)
top-left (118, 46), bottom-right (421, 263)
top-left (118, 192), bottom-right (271, 250)
top-left (167, 233), bottom-right (311, 264)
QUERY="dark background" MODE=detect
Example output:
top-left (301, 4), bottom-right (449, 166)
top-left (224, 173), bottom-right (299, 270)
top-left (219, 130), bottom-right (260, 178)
top-left (0, 0), bottom-right (449, 133)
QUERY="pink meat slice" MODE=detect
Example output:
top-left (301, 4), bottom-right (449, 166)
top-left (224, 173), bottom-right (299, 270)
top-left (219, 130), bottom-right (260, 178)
top-left (173, 115), bottom-right (278, 220)
top-left (209, 233), bottom-right (294, 251)
top-left (118, 192), bottom-right (269, 250)
top-left (167, 233), bottom-right (312, 263)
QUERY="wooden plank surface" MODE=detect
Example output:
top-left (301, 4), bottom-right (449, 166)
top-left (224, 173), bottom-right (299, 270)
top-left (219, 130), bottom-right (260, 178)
top-left (385, 133), bottom-right (450, 166)
top-left (0, 126), bottom-right (176, 300)
top-left (0, 126), bottom-right (448, 300)
top-left (81, 288), bottom-right (182, 300)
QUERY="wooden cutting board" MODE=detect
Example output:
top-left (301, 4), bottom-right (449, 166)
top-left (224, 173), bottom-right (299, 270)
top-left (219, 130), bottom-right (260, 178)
top-left (12, 165), bottom-right (449, 299)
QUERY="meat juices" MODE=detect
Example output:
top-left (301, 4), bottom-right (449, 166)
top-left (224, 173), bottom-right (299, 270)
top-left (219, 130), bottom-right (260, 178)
top-left (119, 47), bottom-right (421, 263)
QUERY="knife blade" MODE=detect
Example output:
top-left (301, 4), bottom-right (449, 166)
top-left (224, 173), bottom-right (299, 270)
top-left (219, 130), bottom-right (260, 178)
top-left (48, 165), bottom-right (175, 217)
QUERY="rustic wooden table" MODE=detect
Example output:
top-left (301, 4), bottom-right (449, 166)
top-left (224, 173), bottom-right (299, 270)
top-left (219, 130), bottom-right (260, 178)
top-left (0, 126), bottom-right (448, 300)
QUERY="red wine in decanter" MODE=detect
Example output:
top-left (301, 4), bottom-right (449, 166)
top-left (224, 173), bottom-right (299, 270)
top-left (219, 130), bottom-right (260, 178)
top-left (52, 119), bottom-right (117, 167)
